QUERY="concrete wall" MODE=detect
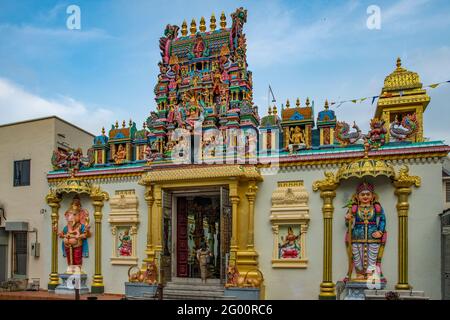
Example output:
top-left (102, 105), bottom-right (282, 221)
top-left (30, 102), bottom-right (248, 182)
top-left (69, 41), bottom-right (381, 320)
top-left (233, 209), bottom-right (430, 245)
top-left (0, 117), bottom-right (93, 287)
top-left (254, 161), bottom-right (443, 299)
top-left (54, 118), bottom-right (93, 152)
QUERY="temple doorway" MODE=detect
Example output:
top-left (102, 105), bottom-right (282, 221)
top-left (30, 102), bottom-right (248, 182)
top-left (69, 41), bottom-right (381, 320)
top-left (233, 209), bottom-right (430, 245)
top-left (161, 187), bottom-right (231, 284)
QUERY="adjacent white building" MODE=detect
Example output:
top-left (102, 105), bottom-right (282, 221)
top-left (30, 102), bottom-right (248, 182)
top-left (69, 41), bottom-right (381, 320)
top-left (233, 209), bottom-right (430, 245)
top-left (0, 116), bottom-right (94, 286)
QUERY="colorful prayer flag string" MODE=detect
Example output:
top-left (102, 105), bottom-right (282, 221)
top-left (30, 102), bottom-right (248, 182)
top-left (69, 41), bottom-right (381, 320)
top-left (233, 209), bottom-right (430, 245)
top-left (327, 79), bottom-right (449, 109)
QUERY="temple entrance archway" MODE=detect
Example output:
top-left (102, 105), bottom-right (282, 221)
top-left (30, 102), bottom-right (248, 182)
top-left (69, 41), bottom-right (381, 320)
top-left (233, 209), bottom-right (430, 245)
top-left (161, 186), bottom-right (231, 284)
top-left (139, 164), bottom-right (262, 287)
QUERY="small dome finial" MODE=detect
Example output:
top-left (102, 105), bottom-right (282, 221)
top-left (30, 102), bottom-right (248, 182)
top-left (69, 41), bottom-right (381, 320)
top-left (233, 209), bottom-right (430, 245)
top-left (296, 98), bottom-right (300, 108)
top-left (220, 11), bottom-right (227, 29)
top-left (268, 105), bottom-right (272, 115)
top-left (199, 17), bottom-right (206, 32)
top-left (210, 13), bottom-right (216, 31)
top-left (324, 99), bottom-right (329, 109)
top-left (101, 127), bottom-right (105, 135)
top-left (286, 99), bottom-right (290, 108)
top-left (115, 120), bottom-right (119, 129)
top-left (181, 20), bottom-right (188, 36)
top-left (273, 104), bottom-right (278, 115)
top-left (122, 120), bottom-right (126, 128)
top-left (190, 19), bottom-right (197, 35)
top-left (396, 57), bottom-right (402, 68)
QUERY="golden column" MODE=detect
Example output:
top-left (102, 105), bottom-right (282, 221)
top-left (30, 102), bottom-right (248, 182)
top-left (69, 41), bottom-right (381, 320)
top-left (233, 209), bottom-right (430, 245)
top-left (143, 185), bottom-right (155, 264)
top-left (313, 172), bottom-right (339, 300)
top-left (154, 185), bottom-right (163, 253)
top-left (46, 191), bottom-right (61, 290)
top-left (90, 186), bottom-right (109, 294)
top-left (230, 182), bottom-right (240, 254)
top-left (393, 166), bottom-right (420, 290)
top-left (246, 181), bottom-right (258, 250)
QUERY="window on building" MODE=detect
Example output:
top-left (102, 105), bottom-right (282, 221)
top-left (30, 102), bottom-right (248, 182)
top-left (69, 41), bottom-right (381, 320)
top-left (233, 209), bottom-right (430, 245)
top-left (12, 232), bottom-right (27, 277)
top-left (446, 181), bottom-right (450, 203)
top-left (13, 160), bottom-right (30, 187)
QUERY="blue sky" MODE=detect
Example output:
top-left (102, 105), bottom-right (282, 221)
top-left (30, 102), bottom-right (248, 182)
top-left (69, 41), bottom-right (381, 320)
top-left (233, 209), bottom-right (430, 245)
top-left (1, 0), bottom-right (449, 142)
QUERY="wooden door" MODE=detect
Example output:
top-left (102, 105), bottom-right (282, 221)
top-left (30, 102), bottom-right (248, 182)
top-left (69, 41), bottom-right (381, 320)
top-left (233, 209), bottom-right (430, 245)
top-left (176, 197), bottom-right (189, 277)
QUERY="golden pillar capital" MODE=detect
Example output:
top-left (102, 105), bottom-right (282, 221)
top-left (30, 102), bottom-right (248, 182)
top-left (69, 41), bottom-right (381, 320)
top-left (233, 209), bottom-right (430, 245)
top-left (393, 165), bottom-right (420, 291)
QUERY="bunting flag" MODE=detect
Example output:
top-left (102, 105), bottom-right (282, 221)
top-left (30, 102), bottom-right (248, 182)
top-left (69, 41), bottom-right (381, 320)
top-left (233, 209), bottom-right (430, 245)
top-left (326, 79), bottom-right (449, 109)
top-left (371, 96), bottom-right (379, 105)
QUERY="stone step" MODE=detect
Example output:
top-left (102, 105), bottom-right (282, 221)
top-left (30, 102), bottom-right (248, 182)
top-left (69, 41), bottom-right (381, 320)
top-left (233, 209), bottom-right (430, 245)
top-left (162, 289), bottom-right (224, 297)
top-left (150, 281), bottom-right (234, 300)
top-left (164, 284), bottom-right (224, 292)
top-left (161, 293), bottom-right (235, 300)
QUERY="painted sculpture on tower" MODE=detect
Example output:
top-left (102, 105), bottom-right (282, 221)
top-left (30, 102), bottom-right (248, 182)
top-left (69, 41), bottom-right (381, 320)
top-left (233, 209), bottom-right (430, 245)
top-left (55, 195), bottom-right (91, 271)
top-left (51, 147), bottom-right (94, 176)
top-left (344, 182), bottom-right (386, 284)
top-left (389, 113), bottom-right (419, 141)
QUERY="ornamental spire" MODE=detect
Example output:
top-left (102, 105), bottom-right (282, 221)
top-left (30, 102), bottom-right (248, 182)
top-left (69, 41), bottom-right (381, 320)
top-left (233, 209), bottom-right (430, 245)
top-left (210, 13), bottom-right (216, 31)
top-left (199, 17), bottom-right (206, 32)
top-left (190, 19), bottom-right (197, 35)
top-left (181, 20), bottom-right (187, 36)
top-left (220, 11), bottom-right (227, 29)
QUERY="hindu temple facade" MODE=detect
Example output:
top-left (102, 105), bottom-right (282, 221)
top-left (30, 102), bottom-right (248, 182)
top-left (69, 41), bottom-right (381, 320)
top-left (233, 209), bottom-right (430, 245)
top-left (45, 8), bottom-right (450, 299)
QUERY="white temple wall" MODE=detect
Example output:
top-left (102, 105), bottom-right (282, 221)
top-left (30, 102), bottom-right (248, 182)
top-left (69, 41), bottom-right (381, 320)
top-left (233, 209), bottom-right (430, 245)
top-left (255, 160), bottom-right (443, 299)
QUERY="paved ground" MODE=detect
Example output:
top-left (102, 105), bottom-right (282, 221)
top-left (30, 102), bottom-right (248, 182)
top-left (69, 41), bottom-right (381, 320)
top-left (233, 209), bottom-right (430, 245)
top-left (0, 290), bottom-right (124, 300)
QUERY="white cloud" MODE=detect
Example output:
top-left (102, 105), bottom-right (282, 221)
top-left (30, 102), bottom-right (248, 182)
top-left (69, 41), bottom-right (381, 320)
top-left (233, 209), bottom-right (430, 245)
top-left (0, 24), bottom-right (113, 41)
top-left (383, 0), bottom-right (430, 23)
top-left (0, 77), bottom-right (119, 135)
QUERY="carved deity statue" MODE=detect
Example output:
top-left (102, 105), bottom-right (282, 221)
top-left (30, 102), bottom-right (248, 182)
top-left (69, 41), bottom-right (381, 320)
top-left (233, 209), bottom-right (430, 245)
top-left (289, 126), bottom-right (305, 145)
top-left (193, 34), bottom-right (206, 58)
top-left (114, 144), bottom-right (127, 164)
top-left (344, 182), bottom-right (387, 284)
top-left (56, 195), bottom-right (91, 270)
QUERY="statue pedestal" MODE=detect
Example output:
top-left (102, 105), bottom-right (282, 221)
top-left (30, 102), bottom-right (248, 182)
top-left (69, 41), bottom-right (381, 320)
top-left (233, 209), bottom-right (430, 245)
top-left (341, 281), bottom-right (386, 300)
top-left (55, 273), bottom-right (89, 295)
